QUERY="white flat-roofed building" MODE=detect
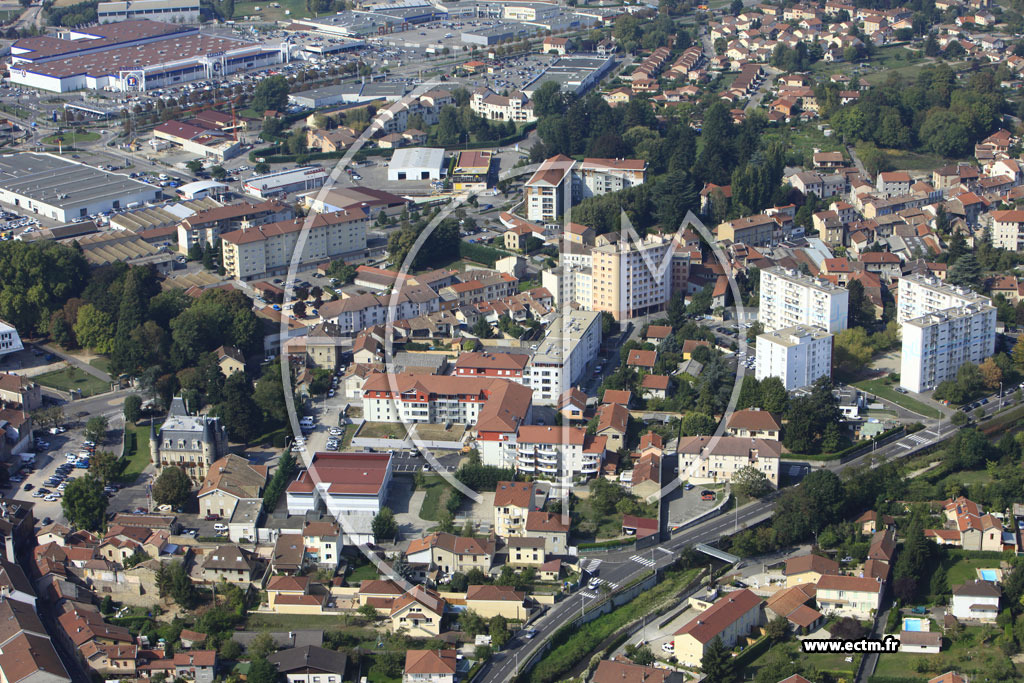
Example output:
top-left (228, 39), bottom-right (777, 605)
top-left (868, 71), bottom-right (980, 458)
top-left (243, 166), bottom-right (328, 199)
top-left (286, 451), bottom-right (392, 517)
top-left (98, 0), bottom-right (200, 23)
top-left (758, 266), bottom-right (849, 333)
top-left (897, 275), bottom-right (996, 393)
top-left (388, 147), bottom-right (446, 181)
top-left (991, 209), bottom-right (1024, 252)
top-left (900, 304), bottom-right (996, 393)
top-left (524, 310), bottom-right (602, 405)
top-left (896, 274), bottom-right (991, 324)
top-left (756, 325), bottom-right (833, 391)
top-left (577, 157), bottom-right (647, 198)
top-left (0, 320), bottom-right (23, 357)
top-left (0, 153), bottom-right (159, 222)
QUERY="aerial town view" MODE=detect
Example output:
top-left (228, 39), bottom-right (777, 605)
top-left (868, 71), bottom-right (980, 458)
top-left (3, 0), bottom-right (1024, 681)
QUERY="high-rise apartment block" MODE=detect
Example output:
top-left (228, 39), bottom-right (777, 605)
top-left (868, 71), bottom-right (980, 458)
top-left (758, 266), bottom-right (849, 333)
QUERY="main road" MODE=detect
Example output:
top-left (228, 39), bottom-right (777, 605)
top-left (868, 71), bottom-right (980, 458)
top-left (476, 416), bottom-right (967, 683)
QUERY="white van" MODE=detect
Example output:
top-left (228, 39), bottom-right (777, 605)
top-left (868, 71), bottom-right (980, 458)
top-left (299, 416), bottom-right (315, 427)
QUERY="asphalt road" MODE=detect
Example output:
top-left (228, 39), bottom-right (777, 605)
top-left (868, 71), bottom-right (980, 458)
top-left (476, 414), bottom-right (967, 683)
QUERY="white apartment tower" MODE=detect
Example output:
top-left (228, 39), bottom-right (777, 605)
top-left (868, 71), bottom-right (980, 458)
top-left (525, 310), bottom-right (603, 405)
top-left (755, 325), bottom-right (833, 390)
top-left (758, 266), bottom-right (849, 333)
top-left (897, 275), bottom-right (996, 393)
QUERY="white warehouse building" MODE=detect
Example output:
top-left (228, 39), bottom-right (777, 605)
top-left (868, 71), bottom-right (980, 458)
top-left (243, 166), bottom-right (328, 200)
top-left (756, 324), bottom-right (833, 391)
top-left (387, 147), bottom-right (446, 181)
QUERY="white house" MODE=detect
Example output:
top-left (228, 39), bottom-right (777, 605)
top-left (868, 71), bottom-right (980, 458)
top-left (951, 580), bottom-right (1000, 622)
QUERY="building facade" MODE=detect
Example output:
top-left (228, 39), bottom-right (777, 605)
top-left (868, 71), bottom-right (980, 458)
top-left (758, 266), bottom-right (849, 333)
top-left (591, 234), bottom-right (673, 321)
top-left (755, 325), bottom-right (834, 391)
top-left (150, 397), bottom-right (228, 484)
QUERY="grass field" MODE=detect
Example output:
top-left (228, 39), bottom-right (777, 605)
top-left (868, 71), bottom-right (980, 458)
top-left (414, 423), bottom-right (465, 441)
top-left (347, 562), bottom-right (379, 585)
top-left (763, 124), bottom-right (846, 168)
top-left (873, 625), bottom-right (1013, 680)
top-left (946, 557), bottom-right (998, 588)
top-left (119, 425), bottom-right (152, 484)
top-left (418, 475), bottom-right (457, 521)
top-left (89, 357), bottom-right (112, 375)
top-left (748, 640), bottom-right (859, 680)
top-left (853, 378), bottom-right (943, 419)
top-left (34, 367), bottom-right (109, 397)
top-left (41, 131), bottom-right (101, 146)
top-left (356, 421), bottom-right (408, 440)
top-left (246, 613), bottom-right (362, 630)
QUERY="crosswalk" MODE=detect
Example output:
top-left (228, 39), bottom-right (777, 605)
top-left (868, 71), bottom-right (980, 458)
top-left (630, 554), bottom-right (656, 567)
top-left (579, 591), bottom-right (598, 599)
top-left (581, 558), bottom-right (602, 573)
top-left (596, 578), bottom-right (619, 589)
top-left (897, 433), bottom-right (932, 449)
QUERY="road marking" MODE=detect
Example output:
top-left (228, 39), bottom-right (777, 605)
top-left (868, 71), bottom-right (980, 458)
top-left (630, 555), bottom-right (656, 567)
top-left (599, 578), bottom-right (619, 589)
top-left (579, 591), bottom-right (598, 599)
top-left (582, 558), bottom-right (602, 572)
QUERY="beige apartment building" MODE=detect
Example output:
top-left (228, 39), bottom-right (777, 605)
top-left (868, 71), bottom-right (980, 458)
top-left (717, 214), bottom-right (776, 247)
top-left (591, 233), bottom-right (674, 321)
top-left (220, 209), bottom-right (368, 281)
top-left (577, 158), bottom-right (647, 199)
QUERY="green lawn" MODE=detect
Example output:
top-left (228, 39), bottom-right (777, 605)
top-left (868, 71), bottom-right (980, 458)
top-left (119, 425), bottom-right (152, 484)
top-left (747, 639), bottom-right (859, 680)
top-left (34, 367), bottom-right (110, 397)
top-left (946, 557), bottom-right (999, 589)
top-left (762, 124), bottom-right (846, 168)
top-left (873, 625), bottom-right (1015, 680)
top-left (246, 613), bottom-right (362, 630)
top-left (356, 421), bottom-right (408, 440)
top-left (853, 378), bottom-right (943, 419)
top-left (418, 475), bottom-right (456, 522)
top-left (339, 423), bottom-right (357, 448)
top-left (89, 357), bottom-right (112, 375)
top-left (41, 131), bottom-right (101, 145)
top-left (414, 423), bottom-right (465, 442)
top-left (347, 562), bottom-right (380, 585)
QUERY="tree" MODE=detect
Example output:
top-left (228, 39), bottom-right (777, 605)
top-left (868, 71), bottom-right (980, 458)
top-left (152, 466), bottom-right (192, 508)
top-left (248, 632), bottom-right (277, 660)
top-left (764, 615), bottom-right (790, 643)
top-left (461, 519), bottom-right (476, 538)
top-left (186, 159), bottom-right (203, 175)
top-left (252, 75), bottom-right (290, 113)
top-left (73, 303), bottom-right (115, 353)
top-left (489, 615), bottom-right (510, 649)
top-left (459, 609), bottom-right (487, 637)
top-left (91, 451), bottom-right (121, 485)
top-left (123, 394), bottom-right (143, 424)
top-left (210, 166), bottom-right (227, 181)
top-left (759, 376), bottom-right (789, 413)
top-left (701, 636), bottom-right (733, 682)
top-left (62, 475), bottom-right (108, 531)
top-left (437, 509), bottom-right (456, 533)
top-left (254, 161), bottom-right (270, 175)
top-left (85, 415), bottom-right (109, 444)
top-left (947, 252), bottom-right (982, 288)
top-left (217, 372), bottom-right (261, 441)
top-left (372, 506), bottom-right (398, 540)
top-left (732, 465), bottom-right (772, 499)
top-left (680, 411), bottom-right (717, 436)
top-left (246, 657), bottom-right (279, 683)
top-left (358, 603), bottom-right (379, 621)
top-left (980, 357), bottom-right (1003, 391)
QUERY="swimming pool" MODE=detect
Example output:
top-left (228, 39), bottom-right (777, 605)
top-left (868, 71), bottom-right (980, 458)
top-left (981, 569), bottom-right (998, 582)
top-left (903, 618), bottom-right (927, 632)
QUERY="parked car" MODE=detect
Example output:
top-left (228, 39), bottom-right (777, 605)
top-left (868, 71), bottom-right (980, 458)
top-left (205, 514), bottom-right (221, 521)
top-left (213, 523), bottom-right (229, 533)
top-left (701, 490), bottom-right (715, 501)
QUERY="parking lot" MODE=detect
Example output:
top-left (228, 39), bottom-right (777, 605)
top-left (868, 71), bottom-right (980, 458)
top-left (6, 429), bottom-right (99, 525)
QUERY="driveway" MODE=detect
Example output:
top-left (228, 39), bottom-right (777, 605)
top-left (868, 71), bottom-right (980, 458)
top-left (390, 477), bottom-right (431, 540)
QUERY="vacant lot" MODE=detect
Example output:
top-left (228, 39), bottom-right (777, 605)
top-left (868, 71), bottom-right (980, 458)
top-left (356, 422), bottom-right (408, 440)
top-left (853, 378), bottom-right (942, 419)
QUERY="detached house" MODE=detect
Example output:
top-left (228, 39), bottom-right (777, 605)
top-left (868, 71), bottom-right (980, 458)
top-left (951, 581), bottom-right (1000, 622)
top-left (403, 649), bottom-right (457, 683)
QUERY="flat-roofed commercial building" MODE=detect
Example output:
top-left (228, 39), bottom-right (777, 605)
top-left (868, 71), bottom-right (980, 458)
top-left (451, 150), bottom-right (493, 191)
top-left (755, 325), bottom-right (833, 391)
top-left (153, 120), bottom-right (241, 161)
top-left (758, 266), bottom-right (849, 333)
top-left (219, 209), bottom-right (368, 281)
top-left (98, 0), bottom-right (200, 23)
top-left (243, 166), bottom-right (328, 200)
top-left (8, 20), bottom-right (285, 92)
top-left (0, 153), bottom-right (159, 222)
top-left (387, 147), bottom-right (446, 181)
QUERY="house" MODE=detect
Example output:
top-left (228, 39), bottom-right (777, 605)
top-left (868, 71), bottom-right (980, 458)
top-left (506, 537), bottom-right (546, 568)
top-left (958, 513), bottom-right (1004, 552)
top-left (214, 345), bottom-right (245, 377)
top-left (403, 649), bottom-right (456, 683)
top-left (682, 339), bottom-right (711, 360)
top-left (406, 532), bottom-right (495, 575)
top-left (268, 645), bottom-right (348, 683)
top-left (855, 510), bottom-right (895, 536)
top-left (465, 585), bottom-right (528, 620)
top-left (784, 553), bottom-right (839, 588)
top-left (724, 409), bottom-right (781, 440)
top-left (543, 36), bottom-right (569, 54)
top-left (390, 586), bottom-right (446, 636)
top-left (557, 388), bottom-right (587, 423)
top-left (640, 374), bottom-right (670, 400)
top-left (673, 589), bottom-right (764, 666)
top-left (627, 349), bottom-right (657, 370)
top-left (197, 454), bottom-right (268, 521)
top-left (0, 631), bottom-right (71, 683)
top-left (80, 642), bottom-right (138, 678)
top-left (644, 325), bottom-right (673, 346)
top-left (592, 660), bottom-right (684, 683)
top-left (199, 545), bottom-right (255, 585)
top-left (764, 583), bottom-right (824, 633)
top-left (524, 511), bottom-right (569, 555)
top-left (602, 390), bottom-right (632, 407)
top-left (493, 481), bottom-right (535, 537)
top-left (630, 453), bottom-right (660, 501)
top-left (173, 651), bottom-right (217, 683)
top-left (302, 521), bottom-right (342, 569)
top-left (0, 373), bottom-right (42, 411)
top-left (928, 673), bottom-right (967, 683)
top-left (272, 534), bottom-right (305, 574)
top-left (951, 580), bottom-right (1000, 622)
top-left (677, 436), bottom-right (781, 488)
top-left (815, 575), bottom-right (883, 618)
top-left (596, 403), bottom-right (629, 451)
top-left (900, 630), bottom-right (942, 654)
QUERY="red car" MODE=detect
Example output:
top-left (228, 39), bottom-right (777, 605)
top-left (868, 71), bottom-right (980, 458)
top-left (205, 514), bottom-right (221, 521)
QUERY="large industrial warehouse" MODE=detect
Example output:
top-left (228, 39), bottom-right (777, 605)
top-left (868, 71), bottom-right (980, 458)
top-left (0, 153), bottom-right (161, 222)
top-left (7, 20), bottom-right (286, 92)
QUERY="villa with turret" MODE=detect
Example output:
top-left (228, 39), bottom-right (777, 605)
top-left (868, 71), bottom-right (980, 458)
top-left (150, 397), bottom-right (228, 484)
